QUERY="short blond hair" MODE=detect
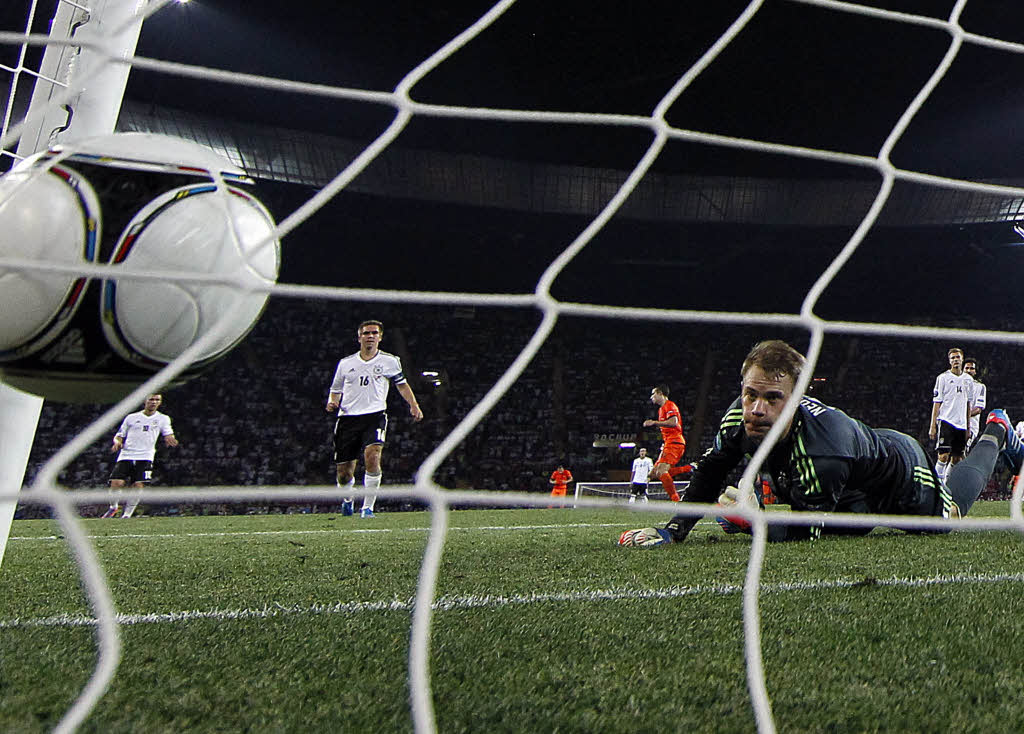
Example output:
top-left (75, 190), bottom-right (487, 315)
top-left (740, 340), bottom-right (805, 383)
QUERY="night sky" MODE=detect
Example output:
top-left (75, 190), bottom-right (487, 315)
top-left (6, 0), bottom-right (1024, 175)
top-left (116, 0), bottom-right (1024, 178)
top-left (6, 1), bottom-right (1024, 325)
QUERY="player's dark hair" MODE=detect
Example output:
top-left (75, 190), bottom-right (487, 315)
top-left (653, 385), bottom-right (670, 397)
top-left (964, 356), bottom-right (978, 368)
top-left (358, 319), bottom-right (384, 335)
top-left (741, 340), bottom-right (805, 383)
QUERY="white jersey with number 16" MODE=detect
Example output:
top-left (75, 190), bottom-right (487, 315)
top-left (330, 350), bottom-right (407, 416)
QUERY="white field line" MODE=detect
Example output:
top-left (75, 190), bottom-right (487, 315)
top-left (7, 521), bottom-right (715, 542)
top-left (2, 571), bottom-right (1021, 630)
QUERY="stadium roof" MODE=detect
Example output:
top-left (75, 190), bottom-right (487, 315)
top-left (111, 0), bottom-right (1024, 227)
top-left (118, 100), bottom-right (1024, 228)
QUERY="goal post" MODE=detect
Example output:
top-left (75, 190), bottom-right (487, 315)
top-left (0, 0), bottom-right (146, 570)
top-left (574, 481), bottom-right (690, 506)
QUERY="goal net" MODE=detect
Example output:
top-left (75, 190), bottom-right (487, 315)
top-left (575, 481), bottom-right (689, 504)
top-left (3, 0), bottom-right (1024, 732)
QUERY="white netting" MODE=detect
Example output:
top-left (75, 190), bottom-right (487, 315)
top-left (576, 481), bottom-right (686, 503)
top-left (4, 0), bottom-right (1024, 732)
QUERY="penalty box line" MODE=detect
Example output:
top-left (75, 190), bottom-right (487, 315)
top-left (2, 571), bottom-right (1022, 630)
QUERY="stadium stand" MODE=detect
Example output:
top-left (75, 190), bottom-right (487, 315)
top-left (19, 192), bottom-right (1024, 514)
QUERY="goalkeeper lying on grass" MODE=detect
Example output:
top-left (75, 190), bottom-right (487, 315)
top-left (620, 339), bottom-right (1023, 547)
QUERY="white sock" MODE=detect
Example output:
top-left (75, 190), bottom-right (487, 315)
top-left (122, 500), bottom-right (138, 518)
top-left (935, 460), bottom-right (949, 482)
top-left (363, 472), bottom-right (381, 511)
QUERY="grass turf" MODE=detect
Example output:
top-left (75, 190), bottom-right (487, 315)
top-left (0, 503), bottom-right (1021, 732)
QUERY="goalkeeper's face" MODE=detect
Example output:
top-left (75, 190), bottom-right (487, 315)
top-left (740, 366), bottom-right (796, 444)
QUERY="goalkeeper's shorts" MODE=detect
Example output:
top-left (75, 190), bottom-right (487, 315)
top-left (656, 442), bottom-right (685, 467)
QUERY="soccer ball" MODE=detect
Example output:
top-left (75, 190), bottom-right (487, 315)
top-left (0, 132), bottom-right (280, 403)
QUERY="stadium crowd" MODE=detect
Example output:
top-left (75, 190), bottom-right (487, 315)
top-left (21, 298), bottom-right (1024, 515)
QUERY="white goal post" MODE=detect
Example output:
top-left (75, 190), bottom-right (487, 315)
top-left (574, 481), bottom-right (690, 505)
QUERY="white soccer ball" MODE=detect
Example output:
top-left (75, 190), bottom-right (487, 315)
top-left (0, 162), bottom-right (100, 360)
top-left (99, 174), bottom-right (278, 367)
top-left (0, 132), bottom-right (280, 402)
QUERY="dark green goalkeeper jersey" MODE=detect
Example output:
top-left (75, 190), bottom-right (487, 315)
top-left (667, 395), bottom-right (955, 542)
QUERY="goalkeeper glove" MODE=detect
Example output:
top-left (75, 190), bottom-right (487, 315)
top-left (618, 527), bottom-right (673, 547)
top-left (715, 485), bottom-right (758, 535)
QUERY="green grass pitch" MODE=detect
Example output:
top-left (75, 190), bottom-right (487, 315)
top-left (0, 502), bottom-right (1022, 733)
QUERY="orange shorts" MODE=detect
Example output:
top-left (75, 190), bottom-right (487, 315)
top-left (656, 442), bottom-right (685, 467)
top-left (550, 486), bottom-right (567, 497)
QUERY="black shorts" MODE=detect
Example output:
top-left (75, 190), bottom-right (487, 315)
top-left (936, 420), bottom-right (967, 457)
top-left (109, 460), bottom-right (154, 485)
top-left (333, 411), bottom-right (388, 463)
top-left (630, 482), bottom-right (648, 496)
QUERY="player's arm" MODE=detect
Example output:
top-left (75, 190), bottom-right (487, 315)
top-left (970, 387), bottom-right (985, 436)
top-left (621, 441), bottom-right (740, 548)
top-left (643, 415), bottom-right (680, 428)
top-left (161, 419), bottom-right (178, 448)
top-left (396, 382), bottom-right (423, 422)
top-left (326, 361), bottom-right (344, 412)
top-left (786, 455), bottom-right (846, 510)
top-left (789, 457), bottom-right (876, 539)
top-left (929, 400), bottom-right (941, 439)
top-left (718, 454), bottom-right (853, 542)
top-left (970, 384), bottom-right (982, 417)
top-left (111, 419), bottom-right (128, 452)
top-left (661, 409), bottom-right (745, 541)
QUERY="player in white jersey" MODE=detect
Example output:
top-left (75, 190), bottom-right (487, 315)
top-left (628, 447), bottom-right (654, 503)
top-left (326, 320), bottom-right (423, 518)
top-left (964, 357), bottom-right (987, 450)
top-left (929, 347), bottom-right (974, 483)
top-left (102, 394), bottom-right (178, 518)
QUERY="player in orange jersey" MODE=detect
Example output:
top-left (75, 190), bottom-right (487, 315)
top-left (549, 464), bottom-right (573, 506)
top-left (644, 385), bottom-right (689, 501)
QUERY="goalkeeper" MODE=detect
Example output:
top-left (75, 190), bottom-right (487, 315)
top-left (620, 340), bottom-right (1023, 546)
